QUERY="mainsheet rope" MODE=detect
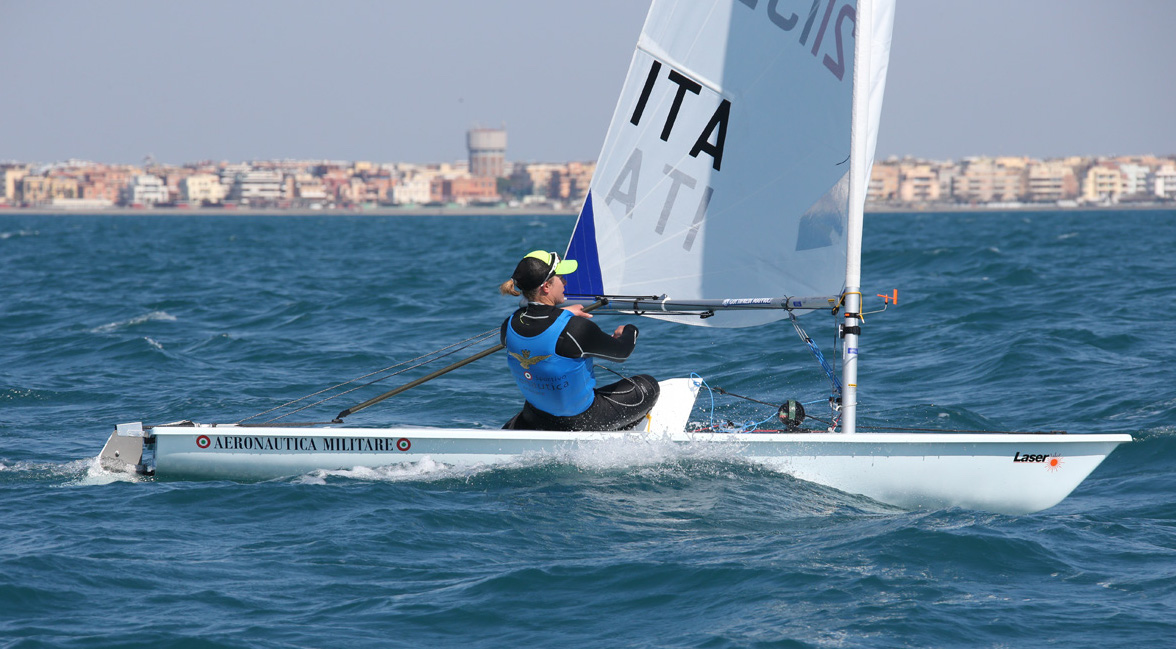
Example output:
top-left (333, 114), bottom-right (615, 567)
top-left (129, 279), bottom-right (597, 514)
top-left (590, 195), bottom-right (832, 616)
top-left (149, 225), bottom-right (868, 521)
top-left (601, 366), bottom-right (836, 432)
top-left (236, 327), bottom-right (501, 424)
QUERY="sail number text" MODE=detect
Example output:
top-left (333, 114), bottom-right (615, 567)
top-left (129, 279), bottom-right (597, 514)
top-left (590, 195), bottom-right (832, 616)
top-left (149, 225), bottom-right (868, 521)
top-left (603, 0), bottom-right (857, 251)
top-left (738, 0), bottom-right (856, 81)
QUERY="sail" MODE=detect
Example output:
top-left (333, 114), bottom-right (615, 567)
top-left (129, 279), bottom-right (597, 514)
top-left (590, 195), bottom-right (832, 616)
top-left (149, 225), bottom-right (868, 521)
top-left (565, 0), bottom-right (894, 327)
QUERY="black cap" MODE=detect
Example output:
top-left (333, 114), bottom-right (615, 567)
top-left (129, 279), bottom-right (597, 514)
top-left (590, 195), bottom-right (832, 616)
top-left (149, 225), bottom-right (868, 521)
top-left (510, 250), bottom-right (578, 292)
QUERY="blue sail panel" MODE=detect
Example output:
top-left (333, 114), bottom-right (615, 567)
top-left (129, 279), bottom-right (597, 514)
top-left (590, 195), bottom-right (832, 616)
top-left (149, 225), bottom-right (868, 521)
top-left (564, 193), bottom-right (604, 298)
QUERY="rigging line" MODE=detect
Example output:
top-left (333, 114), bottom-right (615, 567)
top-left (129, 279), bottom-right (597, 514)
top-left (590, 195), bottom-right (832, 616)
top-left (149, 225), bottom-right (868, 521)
top-left (598, 365), bottom-right (628, 379)
top-left (238, 327), bottom-right (499, 424)
top-left (248, 328), bottom-right (500, 423)
top-left (804, 413), bottom-right (834, 427)
top-left (690, 373), bottom-right (716, 429)
top-left (262, 336), bottom-right (500, 423)
top-left (333, 300), bottom-right (609, 422)
top-left (789, 311), bottom-right (842, 395)
top-left (261, 333), bottom-right (500, 424)
top-left (705, 385), bottom-right (779, 408)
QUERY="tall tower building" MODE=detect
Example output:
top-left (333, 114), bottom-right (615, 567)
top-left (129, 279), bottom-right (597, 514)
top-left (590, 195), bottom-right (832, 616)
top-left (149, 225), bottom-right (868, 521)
top-left (467, 127), bottom-right (507, 178)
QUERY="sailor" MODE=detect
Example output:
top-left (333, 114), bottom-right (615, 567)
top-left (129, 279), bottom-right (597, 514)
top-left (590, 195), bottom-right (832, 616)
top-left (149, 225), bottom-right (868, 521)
top-left (499, 250), bottom-right (659, 431)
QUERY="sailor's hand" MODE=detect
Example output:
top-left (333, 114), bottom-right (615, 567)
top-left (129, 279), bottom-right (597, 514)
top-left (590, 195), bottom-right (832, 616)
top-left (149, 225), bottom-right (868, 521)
top-left (564, 304), bottom-right (593, 318)
top-left (613, 325), bottom-right (627, 338)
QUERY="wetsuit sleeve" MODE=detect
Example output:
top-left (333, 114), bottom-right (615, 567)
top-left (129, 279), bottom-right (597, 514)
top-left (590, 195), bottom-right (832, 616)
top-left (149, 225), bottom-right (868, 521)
top-left (556, 317), bottom-right (639, 361)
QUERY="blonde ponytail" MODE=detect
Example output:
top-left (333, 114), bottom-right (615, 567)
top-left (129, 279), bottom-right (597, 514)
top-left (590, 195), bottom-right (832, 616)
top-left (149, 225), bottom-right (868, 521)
top-left (499, 278), bottom-right (521, 296)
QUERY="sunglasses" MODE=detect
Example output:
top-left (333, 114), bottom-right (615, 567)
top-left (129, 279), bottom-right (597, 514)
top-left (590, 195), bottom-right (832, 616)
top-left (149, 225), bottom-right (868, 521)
top-left (543, 252), bottom-right (562, 284)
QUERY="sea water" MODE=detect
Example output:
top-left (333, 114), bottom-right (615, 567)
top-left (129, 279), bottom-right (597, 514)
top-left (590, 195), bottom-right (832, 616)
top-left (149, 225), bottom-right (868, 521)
top-left (1, 211), bottom-right (1173, 648)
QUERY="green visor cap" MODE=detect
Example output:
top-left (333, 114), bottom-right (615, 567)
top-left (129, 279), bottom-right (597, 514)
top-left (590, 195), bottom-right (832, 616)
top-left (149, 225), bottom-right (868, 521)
top-left (525, 250), bottom-right (578, 275)
top-left (511, 250), bottom-right (578, 292)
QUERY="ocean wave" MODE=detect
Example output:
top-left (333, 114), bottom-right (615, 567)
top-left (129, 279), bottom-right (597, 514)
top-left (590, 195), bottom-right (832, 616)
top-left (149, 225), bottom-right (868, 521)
top-left (90, 310), bottom-right (177, 333)
top-left (286, 436), bottom-right (865, 498)
top-left (0, 456), bottom-right (123, 485)
top-left (290, 434), bottom-right (753, 486)
top-left (0, 229), bottom-right (39, 239)
top-left (0, 450), bottom-right (152, 487)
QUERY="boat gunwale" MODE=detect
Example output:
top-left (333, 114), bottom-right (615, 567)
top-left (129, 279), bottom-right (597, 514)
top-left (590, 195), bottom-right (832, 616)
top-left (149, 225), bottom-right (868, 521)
top-left (146, 425), bottom-right (1133, 446)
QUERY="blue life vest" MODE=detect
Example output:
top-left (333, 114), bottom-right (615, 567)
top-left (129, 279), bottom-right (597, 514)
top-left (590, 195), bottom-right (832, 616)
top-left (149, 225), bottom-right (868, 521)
top-left (505, 309), bottom-right (596, 416)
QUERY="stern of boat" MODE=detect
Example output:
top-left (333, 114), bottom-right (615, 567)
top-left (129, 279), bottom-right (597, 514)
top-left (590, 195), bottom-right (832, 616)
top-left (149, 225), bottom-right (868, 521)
top-left (99, 422), bottom-right (155, 476)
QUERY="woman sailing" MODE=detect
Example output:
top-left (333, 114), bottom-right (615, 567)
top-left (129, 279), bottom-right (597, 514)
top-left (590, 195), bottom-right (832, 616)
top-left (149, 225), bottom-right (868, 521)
top-left (500, 250), bottom-right (659, 430)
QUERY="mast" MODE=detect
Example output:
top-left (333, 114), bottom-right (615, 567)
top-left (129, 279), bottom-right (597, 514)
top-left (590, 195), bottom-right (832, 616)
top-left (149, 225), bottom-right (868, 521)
top-left (842, 0), bottom-right (874, 434)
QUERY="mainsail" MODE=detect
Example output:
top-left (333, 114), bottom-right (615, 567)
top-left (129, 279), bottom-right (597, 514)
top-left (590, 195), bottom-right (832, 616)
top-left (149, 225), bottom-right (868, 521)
top-left (565, 0), bottom-right (895, 328)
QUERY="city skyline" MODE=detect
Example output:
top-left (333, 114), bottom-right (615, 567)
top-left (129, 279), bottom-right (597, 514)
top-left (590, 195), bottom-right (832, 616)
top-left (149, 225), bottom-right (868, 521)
top-left (5, 151), bottom-right (1173, 211)
top-left (2, 1), bottom-right (1173, 165)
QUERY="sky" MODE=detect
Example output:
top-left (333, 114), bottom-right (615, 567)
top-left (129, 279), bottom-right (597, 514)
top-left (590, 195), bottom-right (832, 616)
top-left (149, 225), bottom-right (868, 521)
top-left (1, 0), bottom-right (1172, 166)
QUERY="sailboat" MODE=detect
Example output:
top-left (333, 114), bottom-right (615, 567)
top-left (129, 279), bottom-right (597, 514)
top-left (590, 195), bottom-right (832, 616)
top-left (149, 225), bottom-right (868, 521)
top-left (101, 0), bottom-right (1129, 514)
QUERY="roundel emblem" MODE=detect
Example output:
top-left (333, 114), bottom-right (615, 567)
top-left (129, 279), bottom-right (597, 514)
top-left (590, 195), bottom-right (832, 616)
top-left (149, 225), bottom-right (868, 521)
top-left (196, 435), bottom-right (211, 449)
top-left (396, 438), bottom-right (411, 452)
top-left (524, 371), bottom-right (532, 380)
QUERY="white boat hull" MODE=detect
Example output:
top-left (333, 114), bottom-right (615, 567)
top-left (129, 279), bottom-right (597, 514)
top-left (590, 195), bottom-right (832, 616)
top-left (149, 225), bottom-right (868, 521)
top-left (103, 379), bottom-right (1131, 514)
top-left (142, 427), bottom-right (1128, 515)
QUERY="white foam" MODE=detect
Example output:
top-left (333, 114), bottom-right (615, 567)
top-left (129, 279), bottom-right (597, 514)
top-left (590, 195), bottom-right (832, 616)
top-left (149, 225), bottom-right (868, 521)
top-left (288, 434), bottom-right (758, 487)
top-left (92, 311), bottom-right (177, 333)
top-left (0, 455), bottom-right (144, 485)
top-left (295, 455), bottom-right (481, 484)
top-left (72, 455), bottom-right (146, 486)
top-left (0, 229), bottom-right (39, 240)
top-left (144, 336), bottom-right (164, 351)
top-left (558, 433), bottom-right (745, 471)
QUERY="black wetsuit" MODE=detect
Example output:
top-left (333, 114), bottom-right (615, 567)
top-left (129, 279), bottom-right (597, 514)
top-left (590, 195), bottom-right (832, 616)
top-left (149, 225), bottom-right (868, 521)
top-left (500, 303), bottom-right (660, 431)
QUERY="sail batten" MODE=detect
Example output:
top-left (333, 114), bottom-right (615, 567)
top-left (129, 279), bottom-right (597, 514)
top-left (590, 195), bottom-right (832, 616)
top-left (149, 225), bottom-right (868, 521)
top-left (635, 39), bottom-right (726, 97)
top-left (566, 0), bottom-right (894, 329)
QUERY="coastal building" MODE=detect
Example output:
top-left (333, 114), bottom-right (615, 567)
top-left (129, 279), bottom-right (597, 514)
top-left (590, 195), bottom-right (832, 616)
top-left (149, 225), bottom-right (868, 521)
top-left (1118, 163), bottom-right (1151, 197)
top-left (19, 175), bottom-right (79, 204)
top-left (431, 176), bottom-right (498, 205)
top-left (563, 161), bottom-right (595, 201)
top-left (515, 163), bottom-right (563, 200)
top-left (180, 174), bottom-right (225, 205)
top-left (1025, 160), bottom-right (1079, 203)
top-left (391, 175), bottom-right (431, 205)
top-left (291, 173), bottom-right (328, 202)
top-left (868, 162), bottom-right (898, 202)
top-left (933, 162), bottom-right (959, 202)
top-left (121, 175), bottom-right (169, 206)
top-left (1151, 164), bottom-right (1176, 199)
top-left (2, 165), bottom-right (30, 203)
top-left (951, 157), bottom-right (1026, 203)
top-left (80, 167), bottom-right (131, 203)
top-left (468, 127), bottom-right (507, 178)
top-left (219, 163), bottom-right (252, 189)
top-left (338, 175), bottom-right (394, 205)
top-left (315, 166), bottom-right (353, 203)
top-left (1082, 163), bottom-right (1123, 203)
top-left (227, 170), bottom-right (284, 204)
top-left (897, 163), bottom-right (940, 203)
